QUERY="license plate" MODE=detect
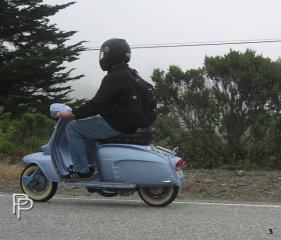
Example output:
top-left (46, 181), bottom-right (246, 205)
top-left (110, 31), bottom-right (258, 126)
top-left (176, 169), bottom-right (184, 179)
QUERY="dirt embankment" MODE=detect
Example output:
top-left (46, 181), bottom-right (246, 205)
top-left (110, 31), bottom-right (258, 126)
top-left (178, 169), bottom-right (281, 202)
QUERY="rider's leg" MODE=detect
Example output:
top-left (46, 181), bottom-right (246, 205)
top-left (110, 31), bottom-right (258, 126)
top-left (66, 115), bottom-right (121, 174)
top-left (85, 138), bottom-right (98, 173)
top-left (85, 138), bottom-right (97, 166)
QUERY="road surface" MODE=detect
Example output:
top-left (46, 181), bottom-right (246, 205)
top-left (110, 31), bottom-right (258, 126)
top-left (1, 193), bottom-right (281, 240)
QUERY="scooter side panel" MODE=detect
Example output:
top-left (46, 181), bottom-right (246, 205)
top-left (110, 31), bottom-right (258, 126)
top-left (114, 160), bottom-right (177, 187)
top-left (22, 152), bottom-right (60, 182)
top-left (96, 145), bottom-right (178, 186)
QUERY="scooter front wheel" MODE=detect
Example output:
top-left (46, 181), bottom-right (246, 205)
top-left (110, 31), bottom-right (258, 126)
top-left (20, 164), bottom-right (58, 202)
top-left (138, 186), bottom-right (179, 207)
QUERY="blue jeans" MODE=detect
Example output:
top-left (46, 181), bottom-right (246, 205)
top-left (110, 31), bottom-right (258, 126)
top-left (66, 115), bottom-right (121, 173)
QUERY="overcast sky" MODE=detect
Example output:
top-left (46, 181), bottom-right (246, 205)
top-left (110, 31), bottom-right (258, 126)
top-left (44, 0), bottom-right (281, 99)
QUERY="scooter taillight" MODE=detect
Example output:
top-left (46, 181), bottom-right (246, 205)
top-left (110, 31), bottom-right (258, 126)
top-left (176, 159), bottom-right (184, 167)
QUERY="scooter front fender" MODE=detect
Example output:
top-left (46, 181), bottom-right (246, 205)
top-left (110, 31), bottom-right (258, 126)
top-left (22, 152), bottom-right (60, 182)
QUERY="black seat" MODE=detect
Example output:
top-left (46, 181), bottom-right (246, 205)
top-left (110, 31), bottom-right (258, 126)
top-left (98, 128), bottom-right (156, 145)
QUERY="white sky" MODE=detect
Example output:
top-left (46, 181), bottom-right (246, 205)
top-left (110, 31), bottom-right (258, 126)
top-left (44, 0), bottom-right (281, 99)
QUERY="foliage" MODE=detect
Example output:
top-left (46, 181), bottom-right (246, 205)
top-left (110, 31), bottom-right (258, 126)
top-left (152, 114), bottom-right (223, 168)
top-left (23, 137), bottom-right (48, 153)
top-left (152, 49), bottom-right (281, 169)
top-left (0, 107), bottom-right (55, 155)
top-left (0, 107), bottom-right (17, 153)
top-left (11, 112), bottom-right (55, 145)
top-left (152, 66), bottom-right (223, 168)
top-left (205, 49), bottom-right (281, 168)
top-left (0, 0), bottom-right (86, 116)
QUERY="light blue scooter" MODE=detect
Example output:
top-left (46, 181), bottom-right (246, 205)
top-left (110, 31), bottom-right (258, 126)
top-left (20, 104), bottom-right (185, 207)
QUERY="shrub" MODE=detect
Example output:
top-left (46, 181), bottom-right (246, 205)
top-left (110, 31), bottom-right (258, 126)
top-left (23, 137), bottom-right (48, 153)
top-left (0, 140), bottom-right (18, 154)
top-left (0, 108), bottom-right (56, 155)
top-left (11, 113), bottom-right (56, 145)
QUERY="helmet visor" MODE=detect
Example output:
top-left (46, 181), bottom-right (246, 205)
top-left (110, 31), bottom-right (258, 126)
top-left (99, 51), bottom-right (104, 61)
top-left (99, 46), bottom-right (109, 61)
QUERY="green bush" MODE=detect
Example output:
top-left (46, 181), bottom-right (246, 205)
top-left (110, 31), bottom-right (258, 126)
top-left (11, 113), bottom-right (55, 145)
top-left (0, 107), bottom-right (15, 154)
top-left (23, 137), bottom-right (48, 153)
top-left (0, 108), bottom-right (56, 155)
top-left (0, 140), bottom-right (18, 154)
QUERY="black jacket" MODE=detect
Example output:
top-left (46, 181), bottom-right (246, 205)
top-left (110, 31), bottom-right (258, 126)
top-left (72, 63), bottom-right (137, 134)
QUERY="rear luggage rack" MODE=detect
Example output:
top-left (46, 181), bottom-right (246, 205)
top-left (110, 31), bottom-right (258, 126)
top-left (154, 146), bottom-right (179, 155)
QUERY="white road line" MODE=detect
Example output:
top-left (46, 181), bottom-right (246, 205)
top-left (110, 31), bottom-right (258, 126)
top-left (1, 193), bottom-right (281, 208)
top-left (173, 201), bottom-right (281, 208)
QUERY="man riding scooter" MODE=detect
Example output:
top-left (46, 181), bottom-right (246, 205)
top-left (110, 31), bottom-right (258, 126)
top-left (20, 39), bottom-right (182, 207)
top-left (57, 38), bottom-right (156, 181)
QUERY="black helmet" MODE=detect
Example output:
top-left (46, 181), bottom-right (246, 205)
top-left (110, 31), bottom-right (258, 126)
top-left (99, 38), bottom-right (131, 71)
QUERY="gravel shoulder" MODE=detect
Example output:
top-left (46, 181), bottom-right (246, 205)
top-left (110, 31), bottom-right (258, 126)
top-left (178, 169), bottom-right (281, 202)
top-left (1, 168), bottom-right (280, 203)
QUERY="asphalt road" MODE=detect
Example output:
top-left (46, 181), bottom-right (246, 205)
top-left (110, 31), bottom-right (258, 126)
top-left (1, 193), bottom-right (281, 240)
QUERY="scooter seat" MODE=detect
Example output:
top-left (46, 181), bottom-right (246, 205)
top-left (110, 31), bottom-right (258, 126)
top-left (98, 128), bottom-right (156, 145)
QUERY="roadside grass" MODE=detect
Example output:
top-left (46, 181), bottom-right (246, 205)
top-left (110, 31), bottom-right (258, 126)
top-left (0, 161), bottom-right (25, 190)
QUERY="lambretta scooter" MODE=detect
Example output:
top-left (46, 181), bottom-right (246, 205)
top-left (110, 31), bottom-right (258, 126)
top-left (20, 103), bottom-right (185, 207)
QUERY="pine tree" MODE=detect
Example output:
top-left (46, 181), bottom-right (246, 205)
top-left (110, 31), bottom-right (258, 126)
top-left (0, 0), bottom-right (86, 116)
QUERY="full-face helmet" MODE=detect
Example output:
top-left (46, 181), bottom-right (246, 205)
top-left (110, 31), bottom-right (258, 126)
top-left (99, 38), bottom-right (131, 71)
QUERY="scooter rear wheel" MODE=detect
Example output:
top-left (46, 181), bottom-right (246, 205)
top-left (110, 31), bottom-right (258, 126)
top-left (20, 164), bottom-right (58, 202)
top-left (138, 186), bottom-right (179, 207)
